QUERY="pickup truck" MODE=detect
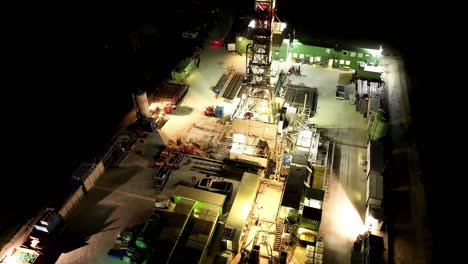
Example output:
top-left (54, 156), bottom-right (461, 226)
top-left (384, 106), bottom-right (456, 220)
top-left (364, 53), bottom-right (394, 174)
top-left (155, 198), bottom-right (173, 210)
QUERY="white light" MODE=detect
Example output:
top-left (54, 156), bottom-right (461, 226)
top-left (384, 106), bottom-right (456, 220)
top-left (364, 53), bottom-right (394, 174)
top-left (248, 19), bottom-right (256, 28)
top-left (365, 213), bottom-right (379, 231)
top-left (305, 198), bottom-right (322, 209)
top-left (368, 48), bottom-right (382, 57)
top-left (238, 37), bottom-right (243, 42)
top-left (149, 102), bottom-right (158, 111)
top-left (280, 22), bottom-right (287, 31)
top-left (232, 133), bottom-right (246, 143)
top-left (297, 130), bottom-right (313, 148)
top-left (3, 255), bottom-right (15, 264)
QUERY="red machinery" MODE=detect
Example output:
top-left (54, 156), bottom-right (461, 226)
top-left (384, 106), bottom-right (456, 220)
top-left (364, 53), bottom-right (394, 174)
top-left (179, 145), bottom-right (196, 154)
top-left (163, 104), bottom-right (173, 114)
top-left (204, 106), bottom-right (215, 116)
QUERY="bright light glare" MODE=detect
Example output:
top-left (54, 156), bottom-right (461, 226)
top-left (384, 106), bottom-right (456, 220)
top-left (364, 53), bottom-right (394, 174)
top-left (248, 19), bottom-right (256, 28)
top-left (280, 22), bottom-right (287, 31)
top-left (365, 213), bottom-right (379, 231)
top-left (3, 256), bottom-right (15, 264)
top-left (233, 133), bottom-right (246, 143)
top-left (297, 227), bottom-right (317, 235)
top-left (304, 198), bottom-right (322, 209)
top-left (238, 37), bottom-right (243, 42)
top-left (330, 181), bottom-right (365, 241)
top-left (368, 46), bottom-right (383, 57)
top-left (2, 247), bottom-right (17, 264)
top-left (242, 202), bottom-right (252, 219)
top-left (149, 102), bottom-right (158, 111)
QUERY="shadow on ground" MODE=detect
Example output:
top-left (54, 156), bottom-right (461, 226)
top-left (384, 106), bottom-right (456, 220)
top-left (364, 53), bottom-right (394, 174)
top-left (170, 106), bottom-right (194, 116)
top-left (96, 166), bottom-right (144, 190)
top-left (58, 204), bottom-right (119, 254)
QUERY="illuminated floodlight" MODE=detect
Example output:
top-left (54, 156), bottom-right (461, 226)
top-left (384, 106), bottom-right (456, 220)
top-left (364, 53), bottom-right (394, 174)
top-left (329, 181), bottom-right (366, 241)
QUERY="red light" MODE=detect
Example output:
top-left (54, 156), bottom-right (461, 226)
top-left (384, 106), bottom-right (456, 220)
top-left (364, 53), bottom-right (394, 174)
top-left (214, 41), bottom-right (220, 45)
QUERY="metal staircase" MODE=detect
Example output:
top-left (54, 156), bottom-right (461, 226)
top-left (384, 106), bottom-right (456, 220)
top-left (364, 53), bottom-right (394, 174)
top-left (273, 218), bottom-right (285, 251)
top-left (274, 133), bottom-right (286, 180)
top-left (298, 106), bottom-right (310, 124)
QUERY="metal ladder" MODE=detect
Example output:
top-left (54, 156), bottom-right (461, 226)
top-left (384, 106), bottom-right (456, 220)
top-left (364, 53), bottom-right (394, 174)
top-left (298, 106), bottom-right (310, 125)
top-left (273, 218), bottom-right (285, 251)
top-left (274, 133), bottom-right (286, 181)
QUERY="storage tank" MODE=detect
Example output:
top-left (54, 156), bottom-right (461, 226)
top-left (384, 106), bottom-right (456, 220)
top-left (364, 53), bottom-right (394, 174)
top-left (215, 105), bottom-right (224, 118)
top-left (133, 90), bottom-right (150, 118)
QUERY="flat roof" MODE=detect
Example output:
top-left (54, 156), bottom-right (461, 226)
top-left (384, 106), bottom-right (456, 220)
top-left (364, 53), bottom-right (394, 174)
top-left (284, 85), bottom-right (318, 114)
top-left (174, 185), bottom-right (226, 208)
top-left (312, 165), bottom-right (325, 190)
top-left (305, 188), bottom-right (325, 201)
top-left (291, 149), bottom-right (309, 166)
top-left (225, 172), bottom-right (260, 229)
top-left (367, 174), bottom-right (383, 199)
top-left (282, 166), bottom-right (308, 209)
top-left (369, 140), bottom-right (385, 173)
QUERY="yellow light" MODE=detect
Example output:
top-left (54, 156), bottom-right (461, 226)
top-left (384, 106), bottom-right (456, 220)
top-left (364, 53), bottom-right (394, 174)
top-left (297, 227), bottom-right (309, 234)
top-left (365, 208), bottom-right (380, 232)
top-left (149, 102), bottom-right (158, 111)
top-left (366, 214), bottom-right (378, 230)
top-left (238, 37), bottom-right (243, 42)
top-left (242, 202), bottom-right (252, 219)
top-left (328, 181), bottom-right (366, 241)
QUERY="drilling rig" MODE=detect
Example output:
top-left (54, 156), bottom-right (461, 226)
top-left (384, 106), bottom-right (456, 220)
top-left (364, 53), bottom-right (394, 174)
top-left (234, 0), bottom-right (276, 121)
top-left (223, 2), bottom-right (329, 264)
top-left (245, 0), bottom-right (275, 101)
top-left (228, 0), bottom-right (282, 183)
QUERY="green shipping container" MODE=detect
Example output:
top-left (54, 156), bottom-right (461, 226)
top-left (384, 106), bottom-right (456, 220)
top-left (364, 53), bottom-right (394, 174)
top-left (369, 114), bottom-right (389, 141)
top-left (171, 57), bottom-right (196, 83)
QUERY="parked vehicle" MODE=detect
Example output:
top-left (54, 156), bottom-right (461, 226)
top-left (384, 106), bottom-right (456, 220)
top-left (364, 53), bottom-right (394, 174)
top-left (153, 166), bottom-right (172, 190)
top-left (182, 25), bottom-right (201, 39)
top-left (155, 198), bottom-right (172, 209)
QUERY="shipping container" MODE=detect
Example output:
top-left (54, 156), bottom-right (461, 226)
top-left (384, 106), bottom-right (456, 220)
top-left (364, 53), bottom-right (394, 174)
top-left (152, 82), bottom-right (189, 108)
top-left (366, 174), bottom-right (383, 207)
